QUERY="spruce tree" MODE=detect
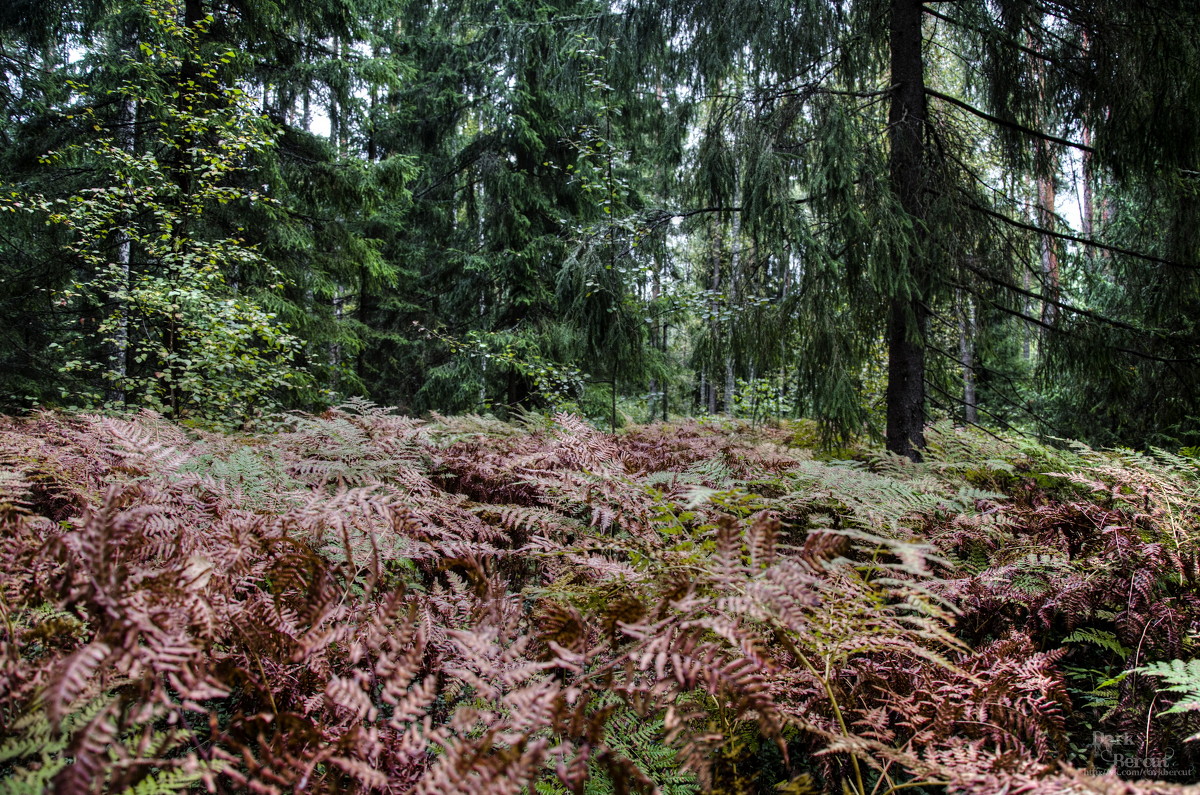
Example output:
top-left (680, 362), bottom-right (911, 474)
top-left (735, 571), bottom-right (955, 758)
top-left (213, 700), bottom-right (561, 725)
top-left (626, 0), bottom-right (1200, 456)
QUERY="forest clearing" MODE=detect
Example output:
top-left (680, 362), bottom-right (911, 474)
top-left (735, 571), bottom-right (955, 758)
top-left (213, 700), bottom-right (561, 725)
top-left (2, 405), bottom-right (1200, 793)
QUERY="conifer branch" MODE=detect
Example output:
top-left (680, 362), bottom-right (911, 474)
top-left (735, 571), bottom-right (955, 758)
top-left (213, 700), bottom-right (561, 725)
top-left (920, 6), bottom-right (1086, 73)
top-left (926, 88), bottom-right (1094, 153)
top-left (954, 280), bottom-right (1199, 367)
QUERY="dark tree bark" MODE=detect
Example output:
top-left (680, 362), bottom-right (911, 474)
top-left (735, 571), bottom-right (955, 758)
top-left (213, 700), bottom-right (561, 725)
top-left (885, 0), bottom-right (930, 460)
top-left (886, 297), bottom-right (927, 459)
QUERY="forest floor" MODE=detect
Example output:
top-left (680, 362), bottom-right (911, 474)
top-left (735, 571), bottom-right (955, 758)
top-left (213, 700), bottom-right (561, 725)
top-left (2, 404), bottom-right (1200, 794)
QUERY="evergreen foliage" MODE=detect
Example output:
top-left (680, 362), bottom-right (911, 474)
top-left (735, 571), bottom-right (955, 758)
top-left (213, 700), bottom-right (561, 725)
top-left (3, 0), bottom-right (1200, 453)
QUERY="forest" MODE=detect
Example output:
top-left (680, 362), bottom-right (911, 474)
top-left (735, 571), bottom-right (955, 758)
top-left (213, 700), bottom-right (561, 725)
top-left (2, 0), bottom-right (1200, 792)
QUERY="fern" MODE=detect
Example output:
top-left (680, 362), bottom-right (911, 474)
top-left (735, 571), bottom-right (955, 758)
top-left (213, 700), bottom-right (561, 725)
top-left (1064, 628), bottom-right (1132, 659)
top-left (0, 692), bottom-right (108, 766)
top-left (1140, 659), bottom-right (1200, 720)
top-left (0, 689), bottom-right (218, 795)
top-left (3, 408), bottom-right (1199, 792)
top-left (116, 766), bottom-right (217, 795)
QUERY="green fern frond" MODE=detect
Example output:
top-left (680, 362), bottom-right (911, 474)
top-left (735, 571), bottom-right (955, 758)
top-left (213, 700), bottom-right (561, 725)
top-left (1139, 659), bottom-right (1200, 719)
top-left (0, 757), bottom-right (63, 795)
top-left (1063, 628), bottom-right (1131, 659)
top-left (117, 763), bottom-right (224, 795)
top-left (0, 691), bottom-right (110, 792)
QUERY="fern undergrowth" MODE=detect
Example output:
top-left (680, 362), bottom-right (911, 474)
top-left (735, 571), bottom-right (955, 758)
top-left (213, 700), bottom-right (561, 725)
top-left (0, 408), bottom-right (1198, 793)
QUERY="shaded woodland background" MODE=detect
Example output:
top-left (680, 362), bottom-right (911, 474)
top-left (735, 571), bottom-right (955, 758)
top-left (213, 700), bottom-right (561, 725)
top-left (2, 0), bottom-right (1200, 455)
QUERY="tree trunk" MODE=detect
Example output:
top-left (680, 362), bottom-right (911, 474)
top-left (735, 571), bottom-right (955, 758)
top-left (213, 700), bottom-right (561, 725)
top-left (1031, 38), bottom-right (1060, 331)
top-left (885, 0), bottom-right (930, 460)
top-left (886, 299), bottom-right (927, 459)
top-left (724, 359), bottom-right (736, 416)
top-left (1037, 159), bottom-right (1059, 329)
top-left (368, 44), bottom-right (380, 162)
top-left (958, 290), bottom-right (977, 425)
top-left (1081, 125), bottom-right (1094, 241)
top-left (723, 210), bottom-right (741, 416)
top-left (661, 321), bottom-right (669, 421)
top-left (610, 359), bottom-right (617, 433)
top-left (106, 95), bottom-right (135, 406)
top-left (708, 216), bottom-right (722, 415)
top-left (1079, 32), bottom-right (1097, 264)
top-left (330, 37), bottom-right (343, 153)
top-left (648, 252), bottom-right (662, 424)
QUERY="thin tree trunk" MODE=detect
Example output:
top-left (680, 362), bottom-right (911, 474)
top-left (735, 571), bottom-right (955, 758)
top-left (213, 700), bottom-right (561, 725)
top-left (724, 211), bottom-right (741, 416)
top-left (356, 64), bottom-right (384, 387)
top-left (107, 98), bottom-right (134, 406)
top-left (328, 37), bottom-right (345, 392)
top-left (106, 237), bottom-right (132, 399)
top-left (1079, 32), bottom-right (1097, 264)
top-left (780, 249), bottom-right (790, 418)
top-left (1081, 126), bottom-right (1094, 241)
top-left (1032, 37), bottom-right (1060, 330)
top-left (724, 360), bottom-right (735, 416)
top-left (610, 359), bottom-right (617, 432)
top-left (1021, 264), bottom-right (1032, 361)
top-left (330, 37), bottom-right (342, 153)
top-left (654, 83), bottom-right (670, 424)
top-left (708, 217), bottom-right (722, 415)
top-left (368, 43), bottom-right (379, 162)
top-left (661, 318), bottom-right (669, 421)
top-left (357, 265), bottom-right (371, 381)
top-left (885, 0), bottom-right (930, 460)
top-left (330, 294), bottom-right (342, 390)
top-left (748, 364), bottom-right (757, 424)
top-left (648, 252), bottom-right (662, 424)
top-left (1037, 158), bottom-right (1059, 329)
top-left (958, 290), bottom-right (977, 425)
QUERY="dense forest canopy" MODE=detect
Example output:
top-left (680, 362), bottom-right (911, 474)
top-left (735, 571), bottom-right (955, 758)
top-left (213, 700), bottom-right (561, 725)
top-left (2, 0), bottom-right (1199, 454)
